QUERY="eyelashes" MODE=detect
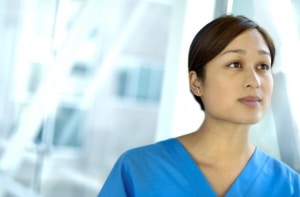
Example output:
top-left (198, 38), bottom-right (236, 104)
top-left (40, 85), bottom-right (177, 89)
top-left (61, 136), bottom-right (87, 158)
top-left (256, 64), bottom-right (270, 71)
top-left (228, 62), bottom-right (242, 69)
top-left (227, 61), bottom-right (271, 71)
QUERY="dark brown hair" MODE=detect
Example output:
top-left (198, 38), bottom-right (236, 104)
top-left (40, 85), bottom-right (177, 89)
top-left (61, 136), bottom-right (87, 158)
top-left (188, 15), bottom-right (276, 111)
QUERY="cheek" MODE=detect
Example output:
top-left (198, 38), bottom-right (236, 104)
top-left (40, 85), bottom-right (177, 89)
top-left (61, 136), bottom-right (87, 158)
top-left (264, 76), bottom-right (273, 95)
top-left (209, 76), bottom-right (236, 93)
top-left (202, 79), bottom-right (234, 105)
top-left (261, 76), bottom-right (273, 107)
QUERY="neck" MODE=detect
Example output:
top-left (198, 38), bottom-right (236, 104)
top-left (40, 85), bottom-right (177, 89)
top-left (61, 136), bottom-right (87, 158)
top-left (178, 117), bottom-right (255, 165)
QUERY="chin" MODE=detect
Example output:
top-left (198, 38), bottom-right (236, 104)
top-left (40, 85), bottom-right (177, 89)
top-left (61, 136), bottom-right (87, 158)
top-left (240, 116), bottom-right (262, 125)
top-left (245, 119), bottom-right (260, 125)
top-left (232, 113), bottom-right (263, 125)
top-left (240, 110), bottom-right (266, 124)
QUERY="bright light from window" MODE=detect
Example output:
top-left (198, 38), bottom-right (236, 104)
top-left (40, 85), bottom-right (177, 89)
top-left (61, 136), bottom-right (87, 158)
top-left (269, 1), bottom-right (300, 128)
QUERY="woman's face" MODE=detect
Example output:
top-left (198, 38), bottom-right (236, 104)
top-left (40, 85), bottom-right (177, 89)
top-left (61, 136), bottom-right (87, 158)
top-left (191, 29), bottom-right (273, 124)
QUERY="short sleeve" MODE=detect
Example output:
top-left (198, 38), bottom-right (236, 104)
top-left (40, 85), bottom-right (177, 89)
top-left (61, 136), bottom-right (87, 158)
top-left (97, 154), bottom-right (132, 197)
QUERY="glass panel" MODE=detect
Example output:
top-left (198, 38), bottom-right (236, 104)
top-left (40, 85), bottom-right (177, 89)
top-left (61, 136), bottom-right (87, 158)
top-left (0, 0), bottom-right (172, 196)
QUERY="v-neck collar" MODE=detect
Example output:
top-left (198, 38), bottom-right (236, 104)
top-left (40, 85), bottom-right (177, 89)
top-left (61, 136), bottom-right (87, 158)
top-left (163, 138), bottom-right (267, 197)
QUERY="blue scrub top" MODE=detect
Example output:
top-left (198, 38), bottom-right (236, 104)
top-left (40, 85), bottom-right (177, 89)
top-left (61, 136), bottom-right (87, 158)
top-left (98, 138), bottom-right (300, 197)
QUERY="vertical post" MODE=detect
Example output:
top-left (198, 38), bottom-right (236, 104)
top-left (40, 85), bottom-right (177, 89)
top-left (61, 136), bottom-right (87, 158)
top-left (156, 0), bottom-right (216, 140)
top-left (0, 0), bottom-right (20, 138)
top-left (155, 0), bottom-right (188, 140)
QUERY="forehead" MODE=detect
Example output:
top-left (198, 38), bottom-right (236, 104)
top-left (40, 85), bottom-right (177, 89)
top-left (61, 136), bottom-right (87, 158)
top-left (221, 29), bottom-right (270, 53)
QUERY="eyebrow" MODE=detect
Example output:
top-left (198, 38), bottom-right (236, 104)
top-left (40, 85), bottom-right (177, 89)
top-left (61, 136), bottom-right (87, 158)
top-left (220, 49), bottom-right (271, 56)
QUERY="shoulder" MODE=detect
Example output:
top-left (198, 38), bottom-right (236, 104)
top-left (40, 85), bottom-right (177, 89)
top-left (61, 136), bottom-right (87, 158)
top-left (256, 148), bottom-right (300, 189)
top-left (244, 148), bottom-right (300, 196)
top-left (112, 138), bottom-right (181, 189)
top-left (119, 138), bottom-right (176, 163)
top-left (99, 140), bottom-right (176, 197)
top-left (258, 148), bottom-right (299, 177)
top-left (115, 138), bottom-right (177, 169)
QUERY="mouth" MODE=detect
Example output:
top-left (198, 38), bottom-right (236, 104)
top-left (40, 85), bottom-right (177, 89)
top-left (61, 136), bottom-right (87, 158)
top-left (238, 96), bottom-right (262, 107)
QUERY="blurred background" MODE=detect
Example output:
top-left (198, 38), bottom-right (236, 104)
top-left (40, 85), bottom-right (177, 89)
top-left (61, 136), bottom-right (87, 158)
top-left (0, 0), bottom-right (299, 196)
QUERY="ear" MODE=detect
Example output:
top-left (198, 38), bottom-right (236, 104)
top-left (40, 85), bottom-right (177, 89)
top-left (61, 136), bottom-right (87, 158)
top-left (189, 71), bottom-right (203, 96)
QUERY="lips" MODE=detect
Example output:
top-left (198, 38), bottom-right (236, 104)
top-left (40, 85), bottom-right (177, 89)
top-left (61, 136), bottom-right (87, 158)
top-left (238, 96), bottom-right (262, 107)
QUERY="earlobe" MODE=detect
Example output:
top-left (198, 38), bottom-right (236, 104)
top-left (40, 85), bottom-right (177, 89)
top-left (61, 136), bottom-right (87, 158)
top-left (189, 71), bottom-right (203, 96)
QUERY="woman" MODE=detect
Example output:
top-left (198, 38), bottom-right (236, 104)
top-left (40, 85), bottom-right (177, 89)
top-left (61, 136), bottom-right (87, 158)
top-left (98, 15), bottom-right (300, 197)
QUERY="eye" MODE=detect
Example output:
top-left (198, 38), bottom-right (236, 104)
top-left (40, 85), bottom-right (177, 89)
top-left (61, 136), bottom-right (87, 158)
top-left (228, 62), bottom-right (241, 69)
top-left (257, 64), bottom-right (270, 71)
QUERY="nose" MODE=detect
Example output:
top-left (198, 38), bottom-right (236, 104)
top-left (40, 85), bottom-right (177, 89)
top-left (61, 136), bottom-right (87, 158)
top-left (243, 69), bottom-right (261, 88)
